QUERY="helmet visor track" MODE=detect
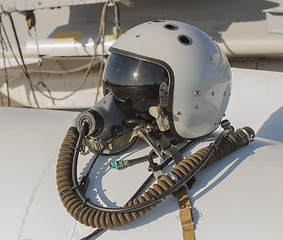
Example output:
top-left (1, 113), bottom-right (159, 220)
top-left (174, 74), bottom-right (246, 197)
top-left (103, 53), bottom-right (168, 119)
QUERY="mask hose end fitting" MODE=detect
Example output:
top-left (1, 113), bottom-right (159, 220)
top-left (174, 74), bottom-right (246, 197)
top-left (76, 109), bottom-right (104, 136)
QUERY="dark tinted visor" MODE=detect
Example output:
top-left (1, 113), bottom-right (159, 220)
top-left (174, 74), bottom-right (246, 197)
top-left (103, 53), bottom-right (168, 117)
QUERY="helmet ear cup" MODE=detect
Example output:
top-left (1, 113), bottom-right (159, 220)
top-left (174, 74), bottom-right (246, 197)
top-left (108, 20), bottom-right (231, 139)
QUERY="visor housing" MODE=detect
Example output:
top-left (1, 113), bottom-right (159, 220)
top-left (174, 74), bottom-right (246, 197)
top-left (103, 53), bottom-right (168, 119)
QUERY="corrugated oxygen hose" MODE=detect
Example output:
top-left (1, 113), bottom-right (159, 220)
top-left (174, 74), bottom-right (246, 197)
top-left (56, 126), bottom-right (254, 229)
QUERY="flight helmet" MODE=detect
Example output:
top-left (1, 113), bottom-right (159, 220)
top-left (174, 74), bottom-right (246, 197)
top-left (103, 20), bottom-right (232, 139)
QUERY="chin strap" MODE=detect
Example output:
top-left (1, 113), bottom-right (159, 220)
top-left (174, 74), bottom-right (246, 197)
top-left (175, 186), bottom-right (195, 240)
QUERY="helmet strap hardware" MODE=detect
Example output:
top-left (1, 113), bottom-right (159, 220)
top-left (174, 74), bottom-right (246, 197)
top-left (149, 106), bottom-right (170, 132)
top-left (136, 127), bottom-right (167, 162)
top-left (159, 82), bottom-right (169, 107)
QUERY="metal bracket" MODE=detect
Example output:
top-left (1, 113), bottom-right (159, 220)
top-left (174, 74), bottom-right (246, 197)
top-left (135, 127), bottom-right (166, 162)
top-left (149, 106), bottom-right (170, 132)
top-left (159, 82), bottom-right (169, 107)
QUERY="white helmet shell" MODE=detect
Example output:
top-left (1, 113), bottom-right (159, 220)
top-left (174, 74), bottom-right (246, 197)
top-left (108, 20), bottom-right (232, 139)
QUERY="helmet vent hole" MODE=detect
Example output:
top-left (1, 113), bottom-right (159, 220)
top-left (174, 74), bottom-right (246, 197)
top-left (164, 24), bottom-right (179, 30)
top-left (178, 35), bottom-right (192, 45)
top-left (152, 20), bottom-right (164, 22)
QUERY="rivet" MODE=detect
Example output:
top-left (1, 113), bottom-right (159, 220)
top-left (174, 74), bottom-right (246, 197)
top-left (195, 105), bottom-right (199, 110)
top-left (161, 85), bottom-right (166, 91)
top-left (194, 90), bottom-right (200, 97)
top-left (224, 92), bottom-right (226, 96)
top-left (229, 92), bottom-right (231, 96)
top-left (208, 56), bottom-right (213, 61)
top-left (212, 91), bottom-right (215, 96)
top-left (176, 111), bottom-right (182, 116)
top-left (136, 34), bottom-right (140, 38)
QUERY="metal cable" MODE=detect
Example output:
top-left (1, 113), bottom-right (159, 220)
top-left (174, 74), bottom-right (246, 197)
top-left (0, 1), bottom-right (120, 103)
top-left (2, 19), bottom-right (99, 75)
top-left (95, 0), bottom-right (121, 104)
top-left (33, 26), bottom-right (42, 67)
top-left (94, 4), bottom-right (107, 104)
top-left (26, 60), bottom-right (100, 74)
top-left (32, 2), bottom-right (109, 101)
top-left (6, 11), bottom-right (40, 108)
top-left (0, 17), bottom-right (10, 106)
top-left (0, 10), bottom-right (23, 69)
top-left (1, 9), bottom-right (98, 75)
top-left (31, 26), bottom-right (55, 105)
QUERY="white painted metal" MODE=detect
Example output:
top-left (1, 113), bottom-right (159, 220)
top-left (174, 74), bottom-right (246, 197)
top-left (0, 0), bottom-right (109, 12)
top-left (1, 0), bottom-right (283, 59)
top-left (264, 6), bottom-right (283, 34)
top-left (0, 58), bottom-right (39, 69)
top-left (25, 23), bottom-right (115, 57)
top-left (1, 67), bottom-right (283, 239)
top-left (0, 66), bottom-right (104, 108)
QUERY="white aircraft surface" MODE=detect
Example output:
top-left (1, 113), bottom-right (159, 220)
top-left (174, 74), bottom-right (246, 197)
top-left (1, 0), bottom-right (283, 108)
top-left (1, 67), bottom-right (283, 239)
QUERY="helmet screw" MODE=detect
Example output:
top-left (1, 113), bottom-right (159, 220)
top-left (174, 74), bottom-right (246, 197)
top-left (195, 105), bottom-right (199, 110)
top-left (208, 56), bottom-right (213, 60)
top-left (176, 111), bottom-right (182, 116)
top-left (194, 90), bottom-right (200, 97)
top-left (136, 34), bottom-right (140, 38)
top-left (212, 91), bottom-right (215, 96)
top-left (224, 92), bottom-right (226, 96)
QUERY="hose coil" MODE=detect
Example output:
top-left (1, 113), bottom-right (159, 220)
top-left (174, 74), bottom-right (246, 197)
top-left (56, 127), bottom-right (251, 229)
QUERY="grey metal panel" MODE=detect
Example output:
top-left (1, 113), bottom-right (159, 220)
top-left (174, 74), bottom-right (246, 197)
top-left (1, 0), bottom-right (283, 58)
top-left (0, 0), bottom-right (108, 12)
top-left (264, 6), bottom-right (283, 34)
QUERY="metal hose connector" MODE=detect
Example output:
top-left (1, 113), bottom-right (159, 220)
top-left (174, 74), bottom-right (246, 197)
top-left (56, 127), bottom-right (254, 229)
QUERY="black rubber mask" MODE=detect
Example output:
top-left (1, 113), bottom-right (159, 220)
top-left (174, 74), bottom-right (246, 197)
top-left (103, 53), bottom-right (168, 119)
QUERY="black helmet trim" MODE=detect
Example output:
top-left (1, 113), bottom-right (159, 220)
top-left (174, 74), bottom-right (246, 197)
top-left (108, 47), bottom-right (174, 77)
top-left (108, 47), bottom-right (182, 139)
